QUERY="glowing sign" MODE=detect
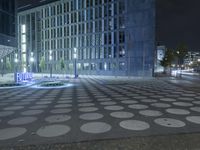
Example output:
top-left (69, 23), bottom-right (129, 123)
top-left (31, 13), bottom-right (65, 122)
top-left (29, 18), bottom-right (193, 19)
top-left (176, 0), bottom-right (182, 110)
top-left (15, 72), bottom-right (33, 83)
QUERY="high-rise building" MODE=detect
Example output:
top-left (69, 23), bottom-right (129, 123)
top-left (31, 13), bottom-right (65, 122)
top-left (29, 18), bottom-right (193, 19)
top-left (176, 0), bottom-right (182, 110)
top-left (17, 0), bottom-right (155, 76)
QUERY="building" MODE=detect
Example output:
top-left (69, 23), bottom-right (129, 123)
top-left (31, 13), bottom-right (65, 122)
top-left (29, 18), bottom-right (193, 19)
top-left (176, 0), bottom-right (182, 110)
top-left (17, 0), bottom-right (155, 76)
top-left (0, 0), bottom-right (16, 74)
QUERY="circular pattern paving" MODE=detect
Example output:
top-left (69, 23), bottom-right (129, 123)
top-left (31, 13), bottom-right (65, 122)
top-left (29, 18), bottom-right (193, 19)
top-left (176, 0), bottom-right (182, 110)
top-left (78, 103), bottom-right (95, 107)
top-left (173, 102), bottom-right (193, 107)
top-left (154, 118), bottom-right (185, 128)
top-left (139, 110), bottom-right (163, 117)
top-left (100, 101), bottom-right (117, 106)
top-left (4, 106), bottom-right (24, 111)
top-left (80, 122), bottom-right (111, 134)
top-left (166, 108), bottom-right (190, 115)
top-left (45, 115), bottom-right (71, 123)
top-left (151, 103), bottom-right (171, 108)
top-left (190, 107), bottom-right (200, 112)
top-left (21, 110), bottom-right (44, 115)
top-left (121, 100), bottom-right (138, 104)
top-left (8, 117), bottom-right (37, 125)
top-left (128, 104), bottom-right (148, 110)
top-left (160, 98), bottom-right (176, 102)
top-left (186, 116), bottom-right (200, 124)
top-left (55, 104), bottom-right (72, 108)
top-left (120, 120), bottom-right (150, 131)
top-left (50, 109), bottom-right (72, 114)
top-left (29, 105), bottom-right (48, 109)
top-left (0, 111), bottom-right (14, 117)
top-left (79, 107), bottom-right (98, 112)
top-left (37, 125), bottom-right (70, 137)
top-left (0, 127), bottom-right (27, 140)
top-left (104, 105), bottom-right (124, 111)
top-left (110, 111), bottom-right (134, 119)
top-left (141, 99), bottom-right (157, 103)
top-left (79, 113), bottom-right (104, 120)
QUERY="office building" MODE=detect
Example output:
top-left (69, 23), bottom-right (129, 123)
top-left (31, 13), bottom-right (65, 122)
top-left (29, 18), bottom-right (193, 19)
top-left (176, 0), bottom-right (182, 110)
top-left (17, 0), bottom-right (155, 76)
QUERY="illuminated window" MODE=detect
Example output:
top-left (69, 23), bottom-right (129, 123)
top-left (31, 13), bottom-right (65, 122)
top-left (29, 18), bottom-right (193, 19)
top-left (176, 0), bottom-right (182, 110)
top-left (21, 24), bottom-right (26, 34)
top-left (21, 35), bottom-right (26, 43)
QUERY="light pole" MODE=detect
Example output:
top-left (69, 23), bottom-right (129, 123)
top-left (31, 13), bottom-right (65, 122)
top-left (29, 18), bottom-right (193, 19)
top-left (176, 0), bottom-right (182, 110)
top-left (30, 52), bottom-right (34, 73)
top-left (73, 48), bottom-right (78, 78)
top-left (49, 50), bottom-right (53, 78)
top-left (14, 53), bottom-right (18, 73)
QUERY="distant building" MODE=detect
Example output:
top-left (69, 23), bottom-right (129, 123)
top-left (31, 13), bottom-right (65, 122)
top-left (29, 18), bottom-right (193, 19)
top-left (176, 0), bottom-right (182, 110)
top-left (184, 51), bottom-right (200, 65)
top-left (155, 45), bottom-right (166, 72)
top-left (17, 0), bottom-right (155, 76)
top-left (0, 0), bottom-right (16, 73)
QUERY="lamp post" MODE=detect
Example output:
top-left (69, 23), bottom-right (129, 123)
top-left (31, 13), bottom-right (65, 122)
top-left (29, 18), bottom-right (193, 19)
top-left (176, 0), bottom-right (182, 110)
top-left (14, 53), bottom-right (18, 81)
top-left (30, 52), bottom-right (34, 73)
top-left (73, 48), bottom-right (78, 78)
top-left (49, 50), bottom-right (53, 78)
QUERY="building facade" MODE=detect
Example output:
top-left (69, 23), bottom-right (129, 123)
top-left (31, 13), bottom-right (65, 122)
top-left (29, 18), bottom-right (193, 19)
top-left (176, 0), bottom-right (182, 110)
top-left (17, 0), bottom-right (155, 76)
top-left (0, 0), bottom-right (16, 74)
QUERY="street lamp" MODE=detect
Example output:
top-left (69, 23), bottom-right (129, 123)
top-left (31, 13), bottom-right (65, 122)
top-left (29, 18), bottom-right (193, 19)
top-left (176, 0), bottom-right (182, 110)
top-left (49, 50), bottom-right (53, 78)
top-left (30, 52), bottom-right (34, 73)
top-left (14, 53), bottom-right (18, 74)
top-left (73, 48), bottom-right (78, 78)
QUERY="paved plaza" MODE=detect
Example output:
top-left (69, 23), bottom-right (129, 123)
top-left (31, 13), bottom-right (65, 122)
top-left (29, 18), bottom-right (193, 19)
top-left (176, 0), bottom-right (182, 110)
top-left (0, 76), bottom-right (200, 149)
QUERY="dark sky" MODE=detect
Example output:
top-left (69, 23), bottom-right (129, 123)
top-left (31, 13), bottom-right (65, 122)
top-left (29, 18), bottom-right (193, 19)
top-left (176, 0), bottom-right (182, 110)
top-left (17, 0), bottom-right (200, 51)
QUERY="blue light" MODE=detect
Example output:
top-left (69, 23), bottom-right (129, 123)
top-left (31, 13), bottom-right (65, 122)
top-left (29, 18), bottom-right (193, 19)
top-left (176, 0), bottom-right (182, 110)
top-left (15, 72), bottom-right (33, 83)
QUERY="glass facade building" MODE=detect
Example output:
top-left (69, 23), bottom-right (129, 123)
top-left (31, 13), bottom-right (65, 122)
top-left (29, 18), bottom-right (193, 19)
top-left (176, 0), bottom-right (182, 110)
top-left (0, 0), bottom-right (16, 63)
top-left (18, 0), bottom-right (155, 76)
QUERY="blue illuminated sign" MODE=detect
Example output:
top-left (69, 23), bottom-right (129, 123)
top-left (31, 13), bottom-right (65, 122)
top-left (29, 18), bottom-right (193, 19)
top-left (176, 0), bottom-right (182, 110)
top-left (15, 72), bottom-right (33, 83)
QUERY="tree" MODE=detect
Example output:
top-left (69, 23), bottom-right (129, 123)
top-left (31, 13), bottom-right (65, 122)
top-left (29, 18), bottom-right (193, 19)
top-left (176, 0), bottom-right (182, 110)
top-left (176, 43), bottom-right (188, 68)
top-left (39, 56), bottom-right (45, 76)
top-left (60, 58), bottom-right (65, 78)
top-left (6, 58), bottom-right (12, 73)
top-left (160, 48), bottom-right (174, 74)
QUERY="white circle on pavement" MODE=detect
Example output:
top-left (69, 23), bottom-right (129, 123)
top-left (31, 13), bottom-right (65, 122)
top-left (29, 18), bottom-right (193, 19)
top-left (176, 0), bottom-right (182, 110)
top-left (110, 111), bottom-right (134, 119)
top-left (0, 127), bottom-right (27, 140)
top-left (166, 108), bottom-right (190, 115)
top-left (193, 101), bottom-right (200, 105)
top-left (181, 94), bottom-right (196, 97)
top-left (4, 106), bottom-right (24, 111)
top-left (154, 118), bottom-right (185, 128)
top-left (178, 97), bottom-right (194, 101)
top-left (21, 110), bottom-right (44, 115)
top-left (128, 104), bottom-right (148, 110)
top-left (0, 111), bottom-right (14, 117)
top-left (139, 110), bottom-right (163, 117)
top-left (36, 101), bottom-right (52, 105)
top-left (186, 116), bottom-right (200, 124)
top-left (97, 98), bottom-right (112, 102)
top-left (45, 115), bottom-right (71, 123)
top-left (151, 103), bottom-right (171, 108)
top-left (100, 101), bottom-right (117, 106)
top-left (104, 105), bottom-right (124, 111)
top-left (57, 100), bottom-right (72, 104)
top-left (78, 103), bottom-right (95, 107)
top-left (79, 107), bottom-right (98, 112)
top-left (79, 113), bottom-right (104, 120)
top-left (173, 102), bottom-right (193, 107)
top-left (29, 105), bottom-right (48, 109)
top-left (190, 107), bottom-right (200, 112)
top-left (55, 104), bottom-right (72, 108)
top-left (13, 102), bottom-right (31, 105)
top-left (78, 99), bottom-right (92, 103)
top-left (37, 125), bottom-right (70, 137)
top-left (141, 99), bottom-right (158, 103)
top-left (120, 120), bottom-right (150, 131)
top-left (121, 100), bottom-right (138, 104)
top-left (50, 109), bottom-right (72, 114)
top-left (80, 122), bottom-right (111, 134)
top-left (8, 117), bottom-right (37, 125)
top-left (160, 98), bottom-right (176, 102)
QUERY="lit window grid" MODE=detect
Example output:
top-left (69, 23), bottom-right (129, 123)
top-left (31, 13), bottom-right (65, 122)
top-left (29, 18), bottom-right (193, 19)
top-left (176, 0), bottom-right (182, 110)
top-left (18, 0), bottom-right (126, 73)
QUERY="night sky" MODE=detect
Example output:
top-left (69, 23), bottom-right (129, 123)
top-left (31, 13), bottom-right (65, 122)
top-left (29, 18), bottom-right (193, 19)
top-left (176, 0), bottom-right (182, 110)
top-left (17, 0), bottom-right (200, 51)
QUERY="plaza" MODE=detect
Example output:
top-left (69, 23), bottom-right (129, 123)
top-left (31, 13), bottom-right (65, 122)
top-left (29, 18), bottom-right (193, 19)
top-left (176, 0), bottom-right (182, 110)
top-left (0, 75), bottom-right (200, 149)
